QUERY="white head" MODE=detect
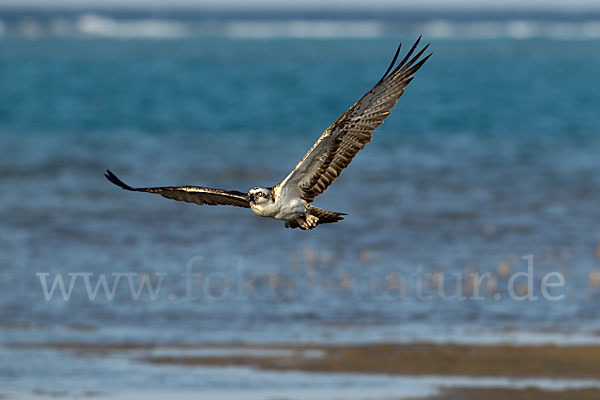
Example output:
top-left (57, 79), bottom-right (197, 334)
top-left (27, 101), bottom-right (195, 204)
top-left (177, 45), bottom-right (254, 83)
top-left (248, 187), bottom-right (273, 205)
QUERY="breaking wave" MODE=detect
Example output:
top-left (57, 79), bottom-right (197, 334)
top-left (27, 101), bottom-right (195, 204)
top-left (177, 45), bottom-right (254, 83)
top-left (223, 20), bottom-right (383, 39)
top-left (0, 13), bottom-right (599, 40)
top-left (420, 19), bottom-right (600, 40)
top-left (76, 14), bottom-right (189, 39)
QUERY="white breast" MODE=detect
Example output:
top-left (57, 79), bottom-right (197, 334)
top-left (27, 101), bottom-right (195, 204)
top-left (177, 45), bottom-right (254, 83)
top-left (250, 195), bottom-right (306, 221)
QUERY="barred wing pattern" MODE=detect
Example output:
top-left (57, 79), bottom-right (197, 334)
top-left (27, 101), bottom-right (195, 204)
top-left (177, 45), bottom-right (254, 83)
top-left (104, 170), bottom-right (250, 208)
top-left (277, 37), bottom-right (431, 203)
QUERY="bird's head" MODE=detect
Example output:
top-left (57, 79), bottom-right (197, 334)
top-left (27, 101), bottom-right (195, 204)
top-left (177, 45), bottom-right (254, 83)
top-left (248, 187), bottom-right (273, 205)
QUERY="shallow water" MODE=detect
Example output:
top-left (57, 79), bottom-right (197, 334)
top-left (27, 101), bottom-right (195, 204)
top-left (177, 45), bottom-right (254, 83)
top-left (1, 18), bottom-right (600, 396)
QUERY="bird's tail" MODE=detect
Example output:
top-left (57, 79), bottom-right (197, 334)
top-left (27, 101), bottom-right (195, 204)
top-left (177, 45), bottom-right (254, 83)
top-left (308, 206), bottom-right (346, 225)
top-left (284, 206), bottom-right (346, 229)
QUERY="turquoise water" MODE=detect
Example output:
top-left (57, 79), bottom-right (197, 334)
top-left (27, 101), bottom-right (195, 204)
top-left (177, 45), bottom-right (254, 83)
top-left (1, 27), bottom-right (600, 395)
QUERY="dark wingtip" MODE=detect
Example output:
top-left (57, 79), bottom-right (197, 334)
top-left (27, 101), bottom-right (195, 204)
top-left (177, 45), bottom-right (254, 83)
top-left (379, 42), bottom-right (402, 83)
top-left (104, 169), bottom-right (134, 191)
top-left (379, 36), bottom-right (430, 83)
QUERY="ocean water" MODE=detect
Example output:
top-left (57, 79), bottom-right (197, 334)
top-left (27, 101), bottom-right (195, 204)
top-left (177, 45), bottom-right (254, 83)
top-left (1, 13), bottom-right (600, 396)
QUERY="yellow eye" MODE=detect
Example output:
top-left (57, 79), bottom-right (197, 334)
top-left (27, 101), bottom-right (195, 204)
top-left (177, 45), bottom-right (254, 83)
top-left (256, 192), bottom-right (262, 197)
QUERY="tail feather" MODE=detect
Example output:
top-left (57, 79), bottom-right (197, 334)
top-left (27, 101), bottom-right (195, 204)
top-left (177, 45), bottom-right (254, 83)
top-left (283, 206), bottom-right (346, 230)
top-left (308, 206), bottom-right (346, 225)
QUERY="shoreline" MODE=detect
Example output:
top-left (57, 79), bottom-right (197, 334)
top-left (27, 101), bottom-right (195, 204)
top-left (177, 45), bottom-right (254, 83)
top-left (6, 341), bottom-right (600, 399)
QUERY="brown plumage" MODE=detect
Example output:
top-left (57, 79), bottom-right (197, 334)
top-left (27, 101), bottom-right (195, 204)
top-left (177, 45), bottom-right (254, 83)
top-left (276, 36), bottom-right (431, 203)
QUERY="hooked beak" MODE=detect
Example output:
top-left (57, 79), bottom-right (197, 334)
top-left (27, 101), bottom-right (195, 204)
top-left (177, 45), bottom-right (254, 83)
top-left (248, 194), bottom-right (255, 203)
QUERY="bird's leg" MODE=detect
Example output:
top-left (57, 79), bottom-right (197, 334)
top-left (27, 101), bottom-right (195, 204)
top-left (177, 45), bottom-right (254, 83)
top-left (306, 214), bottom-right (319, 227)
top-left (292, 214), bottom-right (319, 230)
top-left (304, 214), bottom-right (319, 229)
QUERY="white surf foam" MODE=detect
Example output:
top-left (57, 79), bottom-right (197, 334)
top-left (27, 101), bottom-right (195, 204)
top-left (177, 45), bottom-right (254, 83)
top-left (420, 19), bottom-right (600, 39)
top-left (76, 14), bottom-right (190, 39)
top-left (223, 20), bottom-right (384, 39)
top-left (1, 15), bottom-right (600, 40)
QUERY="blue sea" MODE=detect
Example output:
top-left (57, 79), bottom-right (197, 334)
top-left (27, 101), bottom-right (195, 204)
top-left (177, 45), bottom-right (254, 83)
top-left (1, 9), bottom-right (600, 399)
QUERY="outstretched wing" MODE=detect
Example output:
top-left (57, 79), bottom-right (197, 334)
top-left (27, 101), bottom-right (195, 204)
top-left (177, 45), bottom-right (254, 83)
top-left (105, 170), bottom-right (250, 208)
top-left (276, 37), bottom-right (431, 203)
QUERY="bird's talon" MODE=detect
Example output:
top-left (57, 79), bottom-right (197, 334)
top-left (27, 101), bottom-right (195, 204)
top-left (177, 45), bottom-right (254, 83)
top-left (306, 214), bottom-right (319, 227)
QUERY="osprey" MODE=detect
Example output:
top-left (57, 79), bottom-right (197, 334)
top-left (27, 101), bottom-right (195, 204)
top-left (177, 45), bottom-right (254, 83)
top-left (106, 38), bottom-right (431, 230)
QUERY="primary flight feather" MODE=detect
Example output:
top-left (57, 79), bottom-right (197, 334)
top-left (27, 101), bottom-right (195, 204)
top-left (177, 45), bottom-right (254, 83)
top-left (106, 38), bottom-right (431, 230)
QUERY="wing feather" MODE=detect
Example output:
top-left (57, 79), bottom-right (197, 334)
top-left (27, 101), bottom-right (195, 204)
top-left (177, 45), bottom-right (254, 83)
top-left (105, 170), bottom-right (250, 208)
top-left (276, 38), bottom-right (431, 203)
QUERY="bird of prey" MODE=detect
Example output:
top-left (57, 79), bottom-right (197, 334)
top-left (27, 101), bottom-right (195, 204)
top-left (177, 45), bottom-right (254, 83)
top-left (106, 37), bottom-right (431, 230)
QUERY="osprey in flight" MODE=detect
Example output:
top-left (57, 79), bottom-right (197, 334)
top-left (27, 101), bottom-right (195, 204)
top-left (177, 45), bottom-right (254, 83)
top-left (106, 38), bottom-right (431, 230)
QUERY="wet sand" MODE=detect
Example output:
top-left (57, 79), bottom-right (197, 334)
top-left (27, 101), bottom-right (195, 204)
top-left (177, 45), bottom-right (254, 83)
top-left (139, 342), bottom-right (600, 379)
top-left (142, 342), bottom-right (600, 398)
